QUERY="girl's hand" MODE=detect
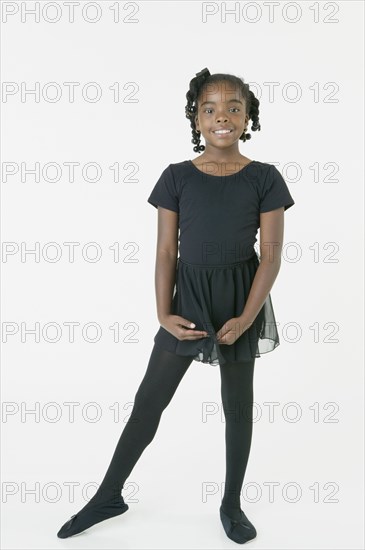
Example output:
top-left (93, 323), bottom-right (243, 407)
top-left (160, 315), bottom-right (209, 341)
top-left (216, 317), bottom-right (250, 345)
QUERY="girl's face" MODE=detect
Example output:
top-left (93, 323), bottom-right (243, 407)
top-left (194, 80), bottom-right (249, 151)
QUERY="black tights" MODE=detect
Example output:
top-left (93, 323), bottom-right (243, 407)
top-left (74, 344), bottom-right (255, 521)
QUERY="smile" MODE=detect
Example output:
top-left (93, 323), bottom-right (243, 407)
top-left (212, 129), bottom-right (233, 135)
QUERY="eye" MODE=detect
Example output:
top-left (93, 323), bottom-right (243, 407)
top-left (203, 107), bottom-right (240, 114)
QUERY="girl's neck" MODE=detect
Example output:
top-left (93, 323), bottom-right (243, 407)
top-left (194, 153), bottom-right (250, 166)
top-left (197, 145), bottom-right (247, 165)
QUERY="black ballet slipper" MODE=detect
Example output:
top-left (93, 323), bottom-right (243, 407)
top-left (57, 500), bottom-right (129, 538)
top-left (219, 505), bottom-right (257, 544)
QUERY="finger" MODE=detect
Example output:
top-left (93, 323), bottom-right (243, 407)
top-left (185, 329), bottom-right (209, 337)
top-left (216, 326), bottom-right (229, 340)
top-left (177, 319), bottom-right (208, 337)
top-left (217, 330), bottom-right (232, 343)
top-left (178, 318), bottom-right (197, 329)
top-left (180, 329), bottom-right (209, 339)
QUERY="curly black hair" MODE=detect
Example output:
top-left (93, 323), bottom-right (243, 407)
top-left (185, 67), bottom-right (261, 153)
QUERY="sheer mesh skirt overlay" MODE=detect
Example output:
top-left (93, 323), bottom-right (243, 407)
top-left (153, 251), bottom-right (279, 367)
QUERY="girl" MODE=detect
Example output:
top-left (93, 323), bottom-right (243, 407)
top-left (57, 67), bottom-right (295, 545)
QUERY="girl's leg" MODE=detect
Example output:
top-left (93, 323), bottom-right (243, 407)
top-left (219, 357), bottom-right (256, 521)
top-left (57, 344), bottom-right (193, 538)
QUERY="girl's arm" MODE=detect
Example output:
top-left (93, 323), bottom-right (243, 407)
top-left (154, 206), bottom-right (179, 324)
top-left (239, 207), bottom-right (285, 329)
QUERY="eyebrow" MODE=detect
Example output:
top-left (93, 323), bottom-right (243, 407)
top-left (200, 99), bottom-right (243, 107)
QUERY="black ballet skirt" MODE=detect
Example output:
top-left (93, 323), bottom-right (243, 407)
top-left (147, 159), bottom-right (295, 367)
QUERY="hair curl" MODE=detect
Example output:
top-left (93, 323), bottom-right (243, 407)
top-left (185, 68), bottom-right (261, 153)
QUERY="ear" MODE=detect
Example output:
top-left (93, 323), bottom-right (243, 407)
top-left (195, 115), bottom-right (199, 131)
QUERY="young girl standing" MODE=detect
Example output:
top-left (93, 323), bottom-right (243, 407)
top-left (57, 67), bottom-right (295, 545)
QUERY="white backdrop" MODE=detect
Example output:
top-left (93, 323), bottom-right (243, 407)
top-left (1, 1), bottom-right (364, 549)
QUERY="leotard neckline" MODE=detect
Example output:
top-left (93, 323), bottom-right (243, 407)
top-left (187, 159), bottom-right (256, 178)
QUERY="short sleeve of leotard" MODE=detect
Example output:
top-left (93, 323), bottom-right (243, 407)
top-left (260, 164), bottom-right (295, 213)
top-left (147, 164), bottom-right (179, 213)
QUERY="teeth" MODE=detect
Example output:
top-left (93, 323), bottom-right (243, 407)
top-left (213, 129), bottom-right (232, 134)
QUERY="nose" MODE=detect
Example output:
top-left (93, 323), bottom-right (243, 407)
top-left (215, 109), bottom-right (229, 123)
